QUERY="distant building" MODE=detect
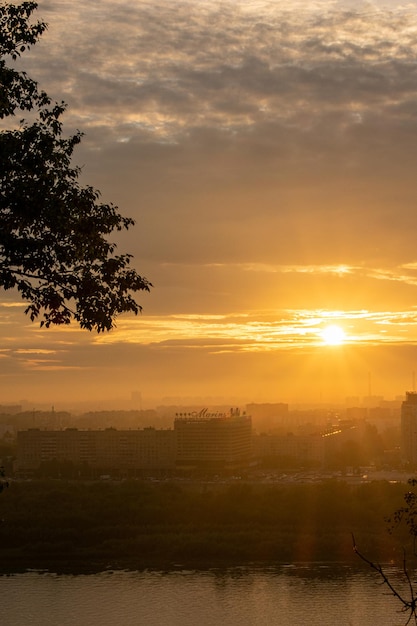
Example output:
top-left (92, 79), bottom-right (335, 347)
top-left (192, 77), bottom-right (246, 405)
top-left (401, 392), bottom-right (417, 465)
top-left (174, 408), bottom-right (252, 470)
top-left (0, 424), bottom-right (15, 438)
top-left (345, 406), bottom-right (368, 421)
top-left (0, 405), bottom-right (22, 416)
top-left (17, 427), bottom-right (176, 474)
top-left (253, 432), bottom-right (325, 466)
top-left (17, 409), bottom-right (253, 474)
top-left (321, 424), bottom-right (362, 465)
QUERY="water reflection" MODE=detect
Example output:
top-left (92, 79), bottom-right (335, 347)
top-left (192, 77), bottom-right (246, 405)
top-left (0, 564), bottom-right (410, 626)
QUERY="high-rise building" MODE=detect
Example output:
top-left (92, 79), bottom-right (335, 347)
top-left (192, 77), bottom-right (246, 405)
top-left (174, 408), bottom-right (252, 470)
top-left (401, 392), bottom-right (417, 465)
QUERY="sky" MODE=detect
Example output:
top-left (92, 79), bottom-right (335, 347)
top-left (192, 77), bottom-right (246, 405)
top-left (3, 0), bottom-right (417, 409)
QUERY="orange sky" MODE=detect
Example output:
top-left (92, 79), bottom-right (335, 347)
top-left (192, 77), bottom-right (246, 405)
top-left (2, 0), bottom-right (417, 409)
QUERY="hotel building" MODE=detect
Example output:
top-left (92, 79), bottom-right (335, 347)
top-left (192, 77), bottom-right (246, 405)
top-left (174, 408), bottom-right (252, 470)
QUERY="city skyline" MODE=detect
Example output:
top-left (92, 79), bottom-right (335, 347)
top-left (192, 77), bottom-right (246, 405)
top-left (2, 0), bottom-right (417, 406)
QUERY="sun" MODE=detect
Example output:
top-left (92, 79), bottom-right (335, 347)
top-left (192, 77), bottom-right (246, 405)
top-left (320, 324), bottom-right (346, 346)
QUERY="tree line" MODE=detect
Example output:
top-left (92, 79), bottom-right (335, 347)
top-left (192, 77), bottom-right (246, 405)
top-left (0, 479), bottom-right (409, 573)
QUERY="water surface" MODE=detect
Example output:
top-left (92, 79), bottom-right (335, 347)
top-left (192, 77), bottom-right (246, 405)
top-left (0, 564), bottom-right (411, 626)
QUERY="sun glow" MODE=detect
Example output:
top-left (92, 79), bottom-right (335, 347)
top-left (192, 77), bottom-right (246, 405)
top-left (320, 324), bottom-right (346, 346)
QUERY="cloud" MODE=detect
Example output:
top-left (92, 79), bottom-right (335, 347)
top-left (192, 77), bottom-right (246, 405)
top-left (3, 0), bottom-right (417, 404)
top-left (31, 3), bottom-right (417, 133)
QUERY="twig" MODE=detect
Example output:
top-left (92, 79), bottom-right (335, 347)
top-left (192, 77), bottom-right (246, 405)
top-left (352, 533), bottom-right (417, 625)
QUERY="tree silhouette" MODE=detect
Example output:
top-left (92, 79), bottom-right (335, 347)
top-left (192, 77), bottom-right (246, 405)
top-left (0, 2), bottom-right (152, 331)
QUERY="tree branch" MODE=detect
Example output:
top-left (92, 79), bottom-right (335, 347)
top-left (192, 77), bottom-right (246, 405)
top-left (352, 533), bottom-right (417, 624)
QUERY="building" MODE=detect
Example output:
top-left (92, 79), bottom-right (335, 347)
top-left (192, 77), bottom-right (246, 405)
top-left (0, 405), bottom-right (21, 415)
top-left (17, 409), bottom-right (253, 475)
top-left (253, 432), bottom-right (325, 466)
top-left (17, 427), bottom-right (177, 475)
top-left (174, 408), bottom-right (252, 470)
top-left (401, 391), bottom-right (417, 465)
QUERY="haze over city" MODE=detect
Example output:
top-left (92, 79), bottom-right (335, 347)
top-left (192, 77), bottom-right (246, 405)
top-left (2, 0), bottom-right (417, 408)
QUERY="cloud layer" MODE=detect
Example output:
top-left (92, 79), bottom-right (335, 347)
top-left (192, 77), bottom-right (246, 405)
top-left (28, 0), bottom-right (417, 269)
top-left (3, 0), bottom-right (417, 405)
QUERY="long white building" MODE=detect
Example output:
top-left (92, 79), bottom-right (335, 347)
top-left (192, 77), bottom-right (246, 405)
top-left (17, 427), bottom-right (177, 474)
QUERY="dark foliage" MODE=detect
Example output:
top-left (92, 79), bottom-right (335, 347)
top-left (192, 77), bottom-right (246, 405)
top-left (386, 478), bottom-right (417, 544)
top-left (0, 479), bottom-right (407, 572)
top-left (0, 466), bottom-right (9, 494)
top-left (0, 2), bottom-right (151, 331)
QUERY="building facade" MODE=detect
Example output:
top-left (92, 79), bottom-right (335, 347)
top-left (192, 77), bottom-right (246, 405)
top-left (17, 427), bottom-right (177, 474)
top-left (401, 391), bottom-right (417, 465)
top-left (174, 409), bottom-right (252, 470)
top-left (17, 410), bottom-right (253, 474)
top-left (253, 432), bottom-right (325, 466)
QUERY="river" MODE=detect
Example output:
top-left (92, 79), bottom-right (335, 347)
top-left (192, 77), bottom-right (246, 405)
top-left (0, 564), bottom-right (412, 626)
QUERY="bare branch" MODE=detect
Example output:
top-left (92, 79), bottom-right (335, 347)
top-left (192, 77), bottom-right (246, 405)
top-left (352, 534), bottom-right (417, 624)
